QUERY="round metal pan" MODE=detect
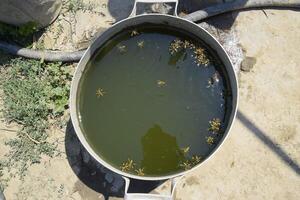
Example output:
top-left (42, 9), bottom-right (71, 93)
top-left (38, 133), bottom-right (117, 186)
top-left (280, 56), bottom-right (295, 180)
top-left (70, 0), bottom-right (238, 199)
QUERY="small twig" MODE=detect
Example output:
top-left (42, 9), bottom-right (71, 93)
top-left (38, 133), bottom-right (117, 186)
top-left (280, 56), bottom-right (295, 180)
top-left (262, 9), bottom-right (269, 18)
top-left (0, 128), bottom-right (46, 144)
top-left (21, 131), bottom-right (46, 144)
top-left (10, 118), bottom-right (26, 125)
top-left (61, 18), bottom-right (72, 26)
top-left (105, 20), bottom-right (115, 25)
top-left (0, 128), bottom-right (19, 132)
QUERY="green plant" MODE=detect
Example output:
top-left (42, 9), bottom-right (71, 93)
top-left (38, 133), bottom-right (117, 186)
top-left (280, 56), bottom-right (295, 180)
top-left (0, 57), bottom-right (73, 184)
top-left (63, 0), bottom-right (96, 14)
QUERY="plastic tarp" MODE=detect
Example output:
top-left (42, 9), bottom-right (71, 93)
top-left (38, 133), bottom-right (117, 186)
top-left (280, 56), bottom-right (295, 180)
top-left (0, 0), bottom-right (62, 27)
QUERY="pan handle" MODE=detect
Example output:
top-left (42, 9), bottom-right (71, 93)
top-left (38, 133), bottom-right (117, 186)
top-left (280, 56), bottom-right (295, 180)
top-left (123, 176), bottom-right (181, 200)
top-left (130, 0), bottom-right (178, 17)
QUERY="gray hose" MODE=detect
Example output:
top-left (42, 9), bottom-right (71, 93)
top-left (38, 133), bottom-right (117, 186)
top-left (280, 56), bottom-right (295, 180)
top-left (0, 41), bottom-right (84, 62)
top-left (0, 0), bottom-right (299, 62)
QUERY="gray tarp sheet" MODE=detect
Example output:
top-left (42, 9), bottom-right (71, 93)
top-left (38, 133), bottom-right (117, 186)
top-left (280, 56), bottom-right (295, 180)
top-left (0, 0), bottom-right (62, 27)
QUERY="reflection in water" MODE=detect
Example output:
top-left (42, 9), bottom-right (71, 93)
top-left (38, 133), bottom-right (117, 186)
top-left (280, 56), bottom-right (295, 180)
top-left (141, 125), bottom-right (185, 175)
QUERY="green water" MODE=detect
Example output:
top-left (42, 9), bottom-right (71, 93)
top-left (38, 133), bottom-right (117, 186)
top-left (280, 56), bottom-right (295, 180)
top-left (77, 26), bottom-right (232, 176)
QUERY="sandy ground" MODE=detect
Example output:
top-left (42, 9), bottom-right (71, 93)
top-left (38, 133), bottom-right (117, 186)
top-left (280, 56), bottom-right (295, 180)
top-left (157, 9), bottom-right (300, 200)
top-left (0, 2), bottom-right (299, 200)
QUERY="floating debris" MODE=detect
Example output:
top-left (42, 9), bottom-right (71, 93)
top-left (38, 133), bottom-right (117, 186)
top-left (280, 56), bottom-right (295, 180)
top-left (117, 45), bottom-right (127, 54)
top-left (207, 72), bottom-right (220, 88)
top-left (137, 40), bottom-right (145, 48)
top-left (206, 136), bottom-right (215, 145)
top-left (96, 88), bottom-right (106, 98)
top-left (169, 38), bottom-right (210, 66)
top-left (120, 158), bottom-right (136, 172)
top-left (182, 40), bottom-right (191, 48)
top-left (169, 38), bottom-right (183, 54)
top-left (131, 30), bottom-right (139, 37)
top-left (212, 72), bottom-right (220, 83)
top-left (194, 47), bottom-right (210, 66)
top-left (179, 154), bottom-right (202, 170)
top-left (178, 145), bottom-right (202, 171)
top-left (208, 118), bottom-right (221, 133)
top-left (179, 160), bottom-right (192, 170)
top-left (180, 146), bottom-right (190, 156)
top-left (207, 78), bottom-right (213, 88)
top-left (120, 158), bottom-right (145, 175)
top-left (135, 168), bottom-right (145, 176)
top-left (191, 155), bottom-right (202, 165)
top-left (157, 80), bottom-right (167, 87)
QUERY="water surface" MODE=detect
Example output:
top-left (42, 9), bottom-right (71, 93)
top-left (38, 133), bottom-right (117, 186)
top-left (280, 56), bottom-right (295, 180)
top-left (77, 26), bottom-right (232, 176)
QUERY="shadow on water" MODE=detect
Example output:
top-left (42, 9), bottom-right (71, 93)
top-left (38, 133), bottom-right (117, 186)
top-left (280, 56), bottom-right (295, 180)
top-left (237, 110), bottom-right (300, 176)
top-left (141, 125), bottom-right (185, 175)
top-left (64, 120), bottom-right (165, 200)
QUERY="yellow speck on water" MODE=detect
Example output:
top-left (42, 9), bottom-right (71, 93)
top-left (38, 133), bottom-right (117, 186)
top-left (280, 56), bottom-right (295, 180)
top-left (169, 38), bottom-right (182, 54)
top-left (137, 41), bottom-right (144, 48)
top-left (191, 155), bottom-right (202, 164)
top-left (117, 45), bottom-right (127, 53)
top-left (135, 168), bottom-right (145, 176)
top-left (206, 136), bottom-right (215, 145)
top-left (96, 88), bottom-right (106, 98)
top-left (180, 146), bottom-right (190, 155)
top-left (169, 38), bottom-right (210, 66)
top-left (157, 80), bottom-right (166, 87)
top-left (179, 154), bottom-right (202, 171)
top-left (131, 30), bottom-right (139, 37)
top-left (208, 118), bottom-right (221, 133)
top-left (120, 158), bottom-right (136, 172)
top-left (179, 161), bottom-right (192, 170)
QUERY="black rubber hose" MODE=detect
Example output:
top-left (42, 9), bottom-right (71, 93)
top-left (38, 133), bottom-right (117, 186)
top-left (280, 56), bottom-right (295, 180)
top-left (0, 41), bottom-right (85, 62)
top-left (183, 0), bottom-right (300, 22)
top-left (0, 0), bottom-right (299, 62)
